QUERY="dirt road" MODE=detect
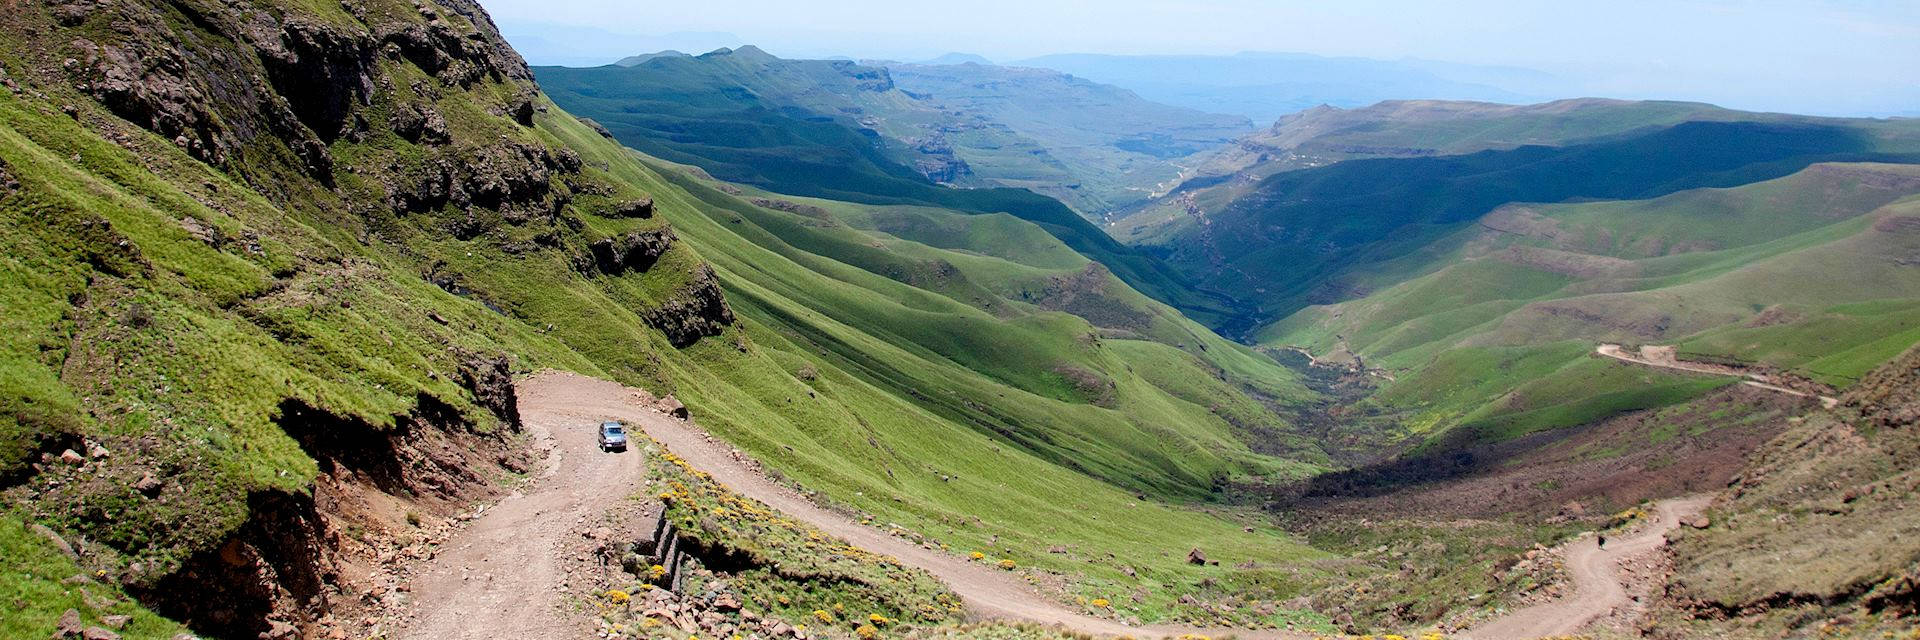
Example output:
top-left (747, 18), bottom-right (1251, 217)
top-left (1461, 495), bottom-right (1712, 640)
top-left (1596, 344), bottom-right (1837, 408)
top-left (395, 373), bottom-right (650, 640)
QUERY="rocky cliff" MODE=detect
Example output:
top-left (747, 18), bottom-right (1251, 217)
top-left (0, 0), bottom-right (736, 636)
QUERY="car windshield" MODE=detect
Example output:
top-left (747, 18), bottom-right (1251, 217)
top-left (605, 426), bottom-right (623, 435)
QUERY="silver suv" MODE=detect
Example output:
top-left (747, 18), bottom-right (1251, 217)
top-left (597, 421), bottom-right (628, 452)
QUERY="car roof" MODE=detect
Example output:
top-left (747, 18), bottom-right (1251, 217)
top-left (601, 421), bottom-right (622, 428)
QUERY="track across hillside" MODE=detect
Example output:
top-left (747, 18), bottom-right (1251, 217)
top-left (401, 370), bottom-right (1697, 639)
top-left (1597, 344), bottom-right (1838, 408)
top-left (1461, 496), bottom-right (1711, 640)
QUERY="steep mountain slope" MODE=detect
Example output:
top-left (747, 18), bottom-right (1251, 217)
top-left (1263, 163), bottom-right (1920, 449)
top-left (0, 0), bottom-right (1337, 636)
top-left (534, 48), bottom-right (1248, 326)
top-left (884, 61), bottom-right (1252, 213)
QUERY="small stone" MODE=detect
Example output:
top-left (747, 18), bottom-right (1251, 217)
top-left (81, 627), bottom-right (120, 640)
top-left (58, 450), bottom-right (85, 466)
top-left (656, 395), bottom-right (688, 420)
top-left (263, 619), bottom-right (296, 639)
top-left (56, 609), bottom-right (83, 637)
top-left (132, 473), bottom-right (163, 497)
top-left (100, 615), bottom-right (130, 629)
top-left (1186, 547), bottom-right (1207, 565)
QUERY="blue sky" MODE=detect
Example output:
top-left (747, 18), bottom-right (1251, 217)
top-left (483, 0), bottom-right (1920, 116)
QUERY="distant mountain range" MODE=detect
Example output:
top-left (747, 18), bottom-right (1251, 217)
top-left (545, 47), bottom-right (1254, 217)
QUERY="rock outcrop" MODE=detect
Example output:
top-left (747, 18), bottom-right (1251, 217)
top-left (578, 228), bottom-right (677, 276)
top-left (643, 265), bottom-right (737, 347)
top-left (457, 353), bottom-right (521, 429)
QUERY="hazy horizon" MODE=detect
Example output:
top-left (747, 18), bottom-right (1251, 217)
top-left (483, 0), bottom-right (1920, 119)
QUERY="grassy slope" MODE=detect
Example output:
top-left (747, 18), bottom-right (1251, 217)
top-left (1261, 163), bottom-right (1920, 449)
top-left (532, 53), bottom-right (1247, 327)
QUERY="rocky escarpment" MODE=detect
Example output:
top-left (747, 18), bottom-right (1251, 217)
top-left (55, 0), bottom-right (526, 184)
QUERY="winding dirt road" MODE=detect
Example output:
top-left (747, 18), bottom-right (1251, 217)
top-left (1596, 344), bottom-right (1838, 408)
top-left (1461, 495), bottom-right (1711, 640)
top-left (399, 370), bottom-right (1702, 640)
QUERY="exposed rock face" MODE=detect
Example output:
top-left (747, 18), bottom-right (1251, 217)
top-left (5, 0), bottom-right (738, 635)
top-left (133, 395), bottom-right (530, 637)
top-left (385, 140), bottom-right (578, 220)
top-left (457, 354), bottom-right (521, 429)
top-left (644, 265), bottom-right (737, 347)
top-left (59, 0), bottom-right (537, 193)
top-left (610, 198), bottom-right (655, 219)
top-left (254, 18), bottom-right (378, 142)
top-left (138, 489), bottom-right (334, 640)
top-left (391, 103), bottom-right (452, 144)
top-left (578, 228), bottom-right (676, 276)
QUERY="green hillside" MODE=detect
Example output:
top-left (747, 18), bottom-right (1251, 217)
top-left (0, 0), bottom-right (1340, 636)
top-left (1261, 163), bottom-right (1920, 448)
top-left (1124, 118), bottom-right (1920, 335)
top-left (534, 50), bottom-right (1248, 327)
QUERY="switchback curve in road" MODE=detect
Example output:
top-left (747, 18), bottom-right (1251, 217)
top-left (1461, 495), bottom-right (1711, 640)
